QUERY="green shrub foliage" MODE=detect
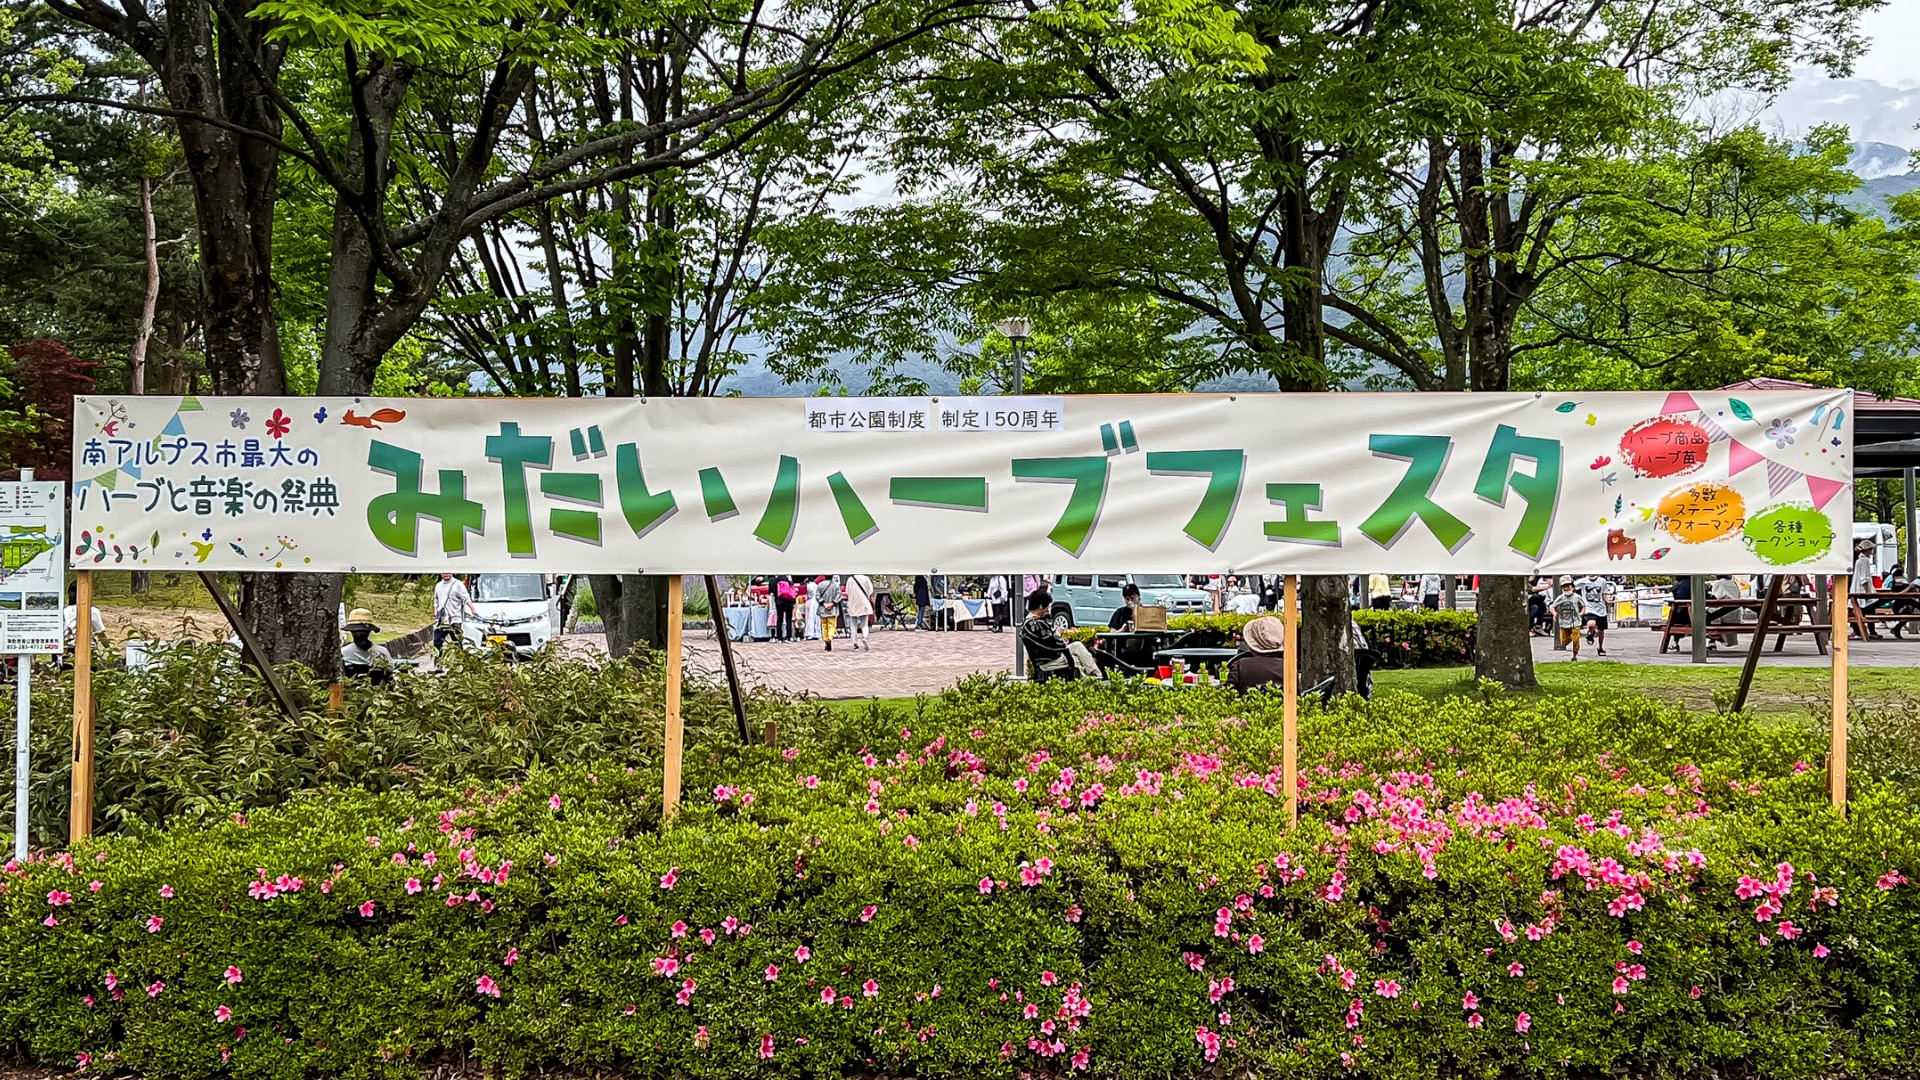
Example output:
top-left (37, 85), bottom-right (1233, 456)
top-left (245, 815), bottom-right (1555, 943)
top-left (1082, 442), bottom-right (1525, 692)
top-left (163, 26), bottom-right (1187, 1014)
top-left (0, 644), bottom-right (835, 848)
top-left (2, 678), bottom-right (1916, 1080)
top-left (1068, 610), bottom-right (1476, 667)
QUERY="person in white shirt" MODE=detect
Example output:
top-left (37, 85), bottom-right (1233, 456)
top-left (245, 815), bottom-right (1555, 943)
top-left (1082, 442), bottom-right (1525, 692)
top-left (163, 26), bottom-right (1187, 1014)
top-left (1575, 575), bottom-right (1615, 656)
top-left (845, 573), bottom-right (876, 650)
top-left (431, 573), bottom-right (478, 651)
top-left (1419, 573), bottom-right (1443, 610)
top-left (985, 575), bottom-right (1010, 633)
top-left (63, 582), bottom-right (106, 654)
top-left (1227, 588), bottom-right (1261, 615)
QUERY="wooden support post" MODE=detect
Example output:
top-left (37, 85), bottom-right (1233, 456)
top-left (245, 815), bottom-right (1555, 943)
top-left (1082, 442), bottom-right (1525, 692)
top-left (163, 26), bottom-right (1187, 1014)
top-left (1830, 574), bottom-right (1849, 811)
top-left (1688, 575), bottom-right (1707, 663)
top-left (662, 575), bottom-right (685, 820)
top-left (705, 575), bottom-right (750, 744)
top-left (1282, 574), bottom-right (1299, 827)
top-left (196, 572), bottom-right (302, 722)
top-left (1730, 573), bottom-right (1784, 714)
top-left (68, 570), bottom-right (95, 844)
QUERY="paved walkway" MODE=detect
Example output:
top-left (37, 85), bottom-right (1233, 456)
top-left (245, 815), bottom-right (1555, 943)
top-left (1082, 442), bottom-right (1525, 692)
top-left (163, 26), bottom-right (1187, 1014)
top-left (564, 618), bottom-right (1920, 699)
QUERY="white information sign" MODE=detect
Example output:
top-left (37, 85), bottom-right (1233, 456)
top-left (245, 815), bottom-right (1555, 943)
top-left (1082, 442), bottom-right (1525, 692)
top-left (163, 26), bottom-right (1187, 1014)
top-left (0, 611), bottom-right (61, 655)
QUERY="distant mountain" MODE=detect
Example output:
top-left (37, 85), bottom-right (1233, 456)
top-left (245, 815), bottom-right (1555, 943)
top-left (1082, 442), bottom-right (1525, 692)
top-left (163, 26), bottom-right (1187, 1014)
top-left (1751, 77), bottom-right (1920, 149)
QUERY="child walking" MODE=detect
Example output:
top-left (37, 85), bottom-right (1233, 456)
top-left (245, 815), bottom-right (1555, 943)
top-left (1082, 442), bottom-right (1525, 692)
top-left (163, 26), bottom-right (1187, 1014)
top-left (1551, 576), bottom-right (1584, 659)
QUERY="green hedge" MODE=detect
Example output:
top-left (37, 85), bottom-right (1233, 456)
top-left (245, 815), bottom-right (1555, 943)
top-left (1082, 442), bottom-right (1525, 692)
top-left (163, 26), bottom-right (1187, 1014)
top-left (2, 681), bottom-right (1915, 1080)
top-left (0, 644), bottom-right (836, 849)
top-left (1068, 610), bottom-right (1476, 667)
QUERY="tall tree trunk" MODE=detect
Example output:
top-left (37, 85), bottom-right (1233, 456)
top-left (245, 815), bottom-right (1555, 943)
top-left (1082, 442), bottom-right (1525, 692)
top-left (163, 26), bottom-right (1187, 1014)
top-left (130, 171), bottom-right (160, 595)
top-left (588, 574), bottom-right (672, 660)
top-left (1298, 574), bottom-right (1355, 695)
top-left (1473, 575), bottom-right (1536, 688)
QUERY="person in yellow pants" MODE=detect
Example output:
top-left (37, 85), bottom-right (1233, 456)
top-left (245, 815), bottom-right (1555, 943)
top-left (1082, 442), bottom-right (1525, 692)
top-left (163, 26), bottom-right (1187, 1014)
top-left (817, 575), bottom-right (842, 651)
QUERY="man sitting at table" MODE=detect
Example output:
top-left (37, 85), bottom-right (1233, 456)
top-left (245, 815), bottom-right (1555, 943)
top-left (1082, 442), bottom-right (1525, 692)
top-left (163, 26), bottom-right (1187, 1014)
top-left (1023, 590), bottom-right (1100, 678)
top-left (1227, 615), bottom-right (1287, 692)
top-left (1108, 583), bottom-right (1141, 631)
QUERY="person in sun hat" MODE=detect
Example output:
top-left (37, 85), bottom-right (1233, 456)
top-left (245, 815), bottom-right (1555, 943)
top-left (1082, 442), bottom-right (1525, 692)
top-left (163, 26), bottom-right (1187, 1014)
top-left (341, 608), bottom-right (393, 684)
top-left (1227, 614), bottom-right (1287, 691)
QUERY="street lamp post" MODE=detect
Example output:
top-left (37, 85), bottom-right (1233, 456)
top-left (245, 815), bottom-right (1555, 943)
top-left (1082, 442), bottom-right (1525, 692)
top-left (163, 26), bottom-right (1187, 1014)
top-left (994, 319), bottom-right (1031, 676)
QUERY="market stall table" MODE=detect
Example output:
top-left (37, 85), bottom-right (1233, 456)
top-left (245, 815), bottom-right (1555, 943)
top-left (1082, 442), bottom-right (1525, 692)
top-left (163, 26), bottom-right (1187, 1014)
top-left (932, 597), bottom-right (991, 629)
top-left (1095, 630), bottom-right (1175, 666)
top-left (722, 606), bottom-right (755, 641)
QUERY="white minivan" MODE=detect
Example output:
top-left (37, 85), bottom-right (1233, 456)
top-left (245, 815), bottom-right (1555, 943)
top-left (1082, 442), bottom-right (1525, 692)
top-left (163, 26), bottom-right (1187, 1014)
top-left (462, 573), bottom-right (563, 657)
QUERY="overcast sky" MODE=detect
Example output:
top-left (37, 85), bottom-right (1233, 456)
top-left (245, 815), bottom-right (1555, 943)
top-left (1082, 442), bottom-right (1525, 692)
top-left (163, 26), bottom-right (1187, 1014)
top-left (1846, 2), bottom-right (1920, 86)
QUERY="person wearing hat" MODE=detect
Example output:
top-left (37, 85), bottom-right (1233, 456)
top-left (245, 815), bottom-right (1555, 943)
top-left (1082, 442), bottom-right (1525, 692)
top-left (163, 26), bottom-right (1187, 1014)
top-left (341, 609), bottom-right (393, 685)
top-left (1549, 576), bottom-right (1584, 658)
top-left (1226, 615), bottom-right (1288, 691)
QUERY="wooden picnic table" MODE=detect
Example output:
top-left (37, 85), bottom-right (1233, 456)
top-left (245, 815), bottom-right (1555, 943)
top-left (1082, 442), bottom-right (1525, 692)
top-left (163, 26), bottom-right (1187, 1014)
top-left (1656, 598), bottom-right (1828, 654)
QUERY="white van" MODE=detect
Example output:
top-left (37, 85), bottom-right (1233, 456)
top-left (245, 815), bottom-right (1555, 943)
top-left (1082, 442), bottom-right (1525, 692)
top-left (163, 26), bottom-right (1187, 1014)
top-left (1046, 573), bottom-right (1214, 628)
top-left (463, 573), bottom-right (562, 657)
top-left (1852, 523), bottom-right (1899, 579)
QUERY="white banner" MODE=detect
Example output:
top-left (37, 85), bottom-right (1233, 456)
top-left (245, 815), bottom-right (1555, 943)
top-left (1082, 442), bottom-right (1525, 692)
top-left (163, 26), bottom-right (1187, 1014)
top-left (69, 390), bottom-right (1853, 575)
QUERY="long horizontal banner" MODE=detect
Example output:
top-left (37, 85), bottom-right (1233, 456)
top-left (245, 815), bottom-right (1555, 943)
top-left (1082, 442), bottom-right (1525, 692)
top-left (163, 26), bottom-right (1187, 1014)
top-left (69, 390), bottom-right (1853, 575)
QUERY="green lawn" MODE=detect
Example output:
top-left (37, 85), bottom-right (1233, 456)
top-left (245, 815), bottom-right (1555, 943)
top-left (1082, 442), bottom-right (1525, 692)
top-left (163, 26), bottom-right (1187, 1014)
top-left (823, 662), bottom-right (1911, 717)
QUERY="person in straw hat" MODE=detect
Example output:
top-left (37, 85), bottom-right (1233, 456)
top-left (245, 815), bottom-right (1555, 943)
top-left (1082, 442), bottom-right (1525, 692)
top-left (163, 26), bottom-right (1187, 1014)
top-left (1227, 614), bottom-right (1287, 692)
top-left (341, 608), bottom-right (393, 684)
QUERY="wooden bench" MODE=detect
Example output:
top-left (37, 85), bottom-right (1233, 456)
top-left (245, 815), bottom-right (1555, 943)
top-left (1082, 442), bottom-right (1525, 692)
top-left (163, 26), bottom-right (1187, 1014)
top-left (1846, 593), bottom-right (1920, 639)
top-left (1655, 599), bottom-right (1828, 655)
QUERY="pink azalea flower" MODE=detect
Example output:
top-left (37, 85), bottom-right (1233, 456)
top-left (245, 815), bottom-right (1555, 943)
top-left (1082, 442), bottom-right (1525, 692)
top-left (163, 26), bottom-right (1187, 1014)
top-left (146, 981), bottom-right (165, 999)
top-left (860, 904), bottom-right (878, 922)
top-left (759, 1034), bottom-right (775, 1060)
top-left (1461, 992), bottom-right (1478, 1010)
top-left (404, 878), bottom-right (422, 895)
top-left (549, 794), bottom-right (562, 810)
top-left (800, 775), bottom-right (819, 789)
top-left (1041, 970), bottom-right (1059, 986)
top-left (765, 965), bottom-right (780, 982)
top-left (652, 957), bottom-right (681, 978)
top-left (503, 948), bottom-right (519, 967)
top-left (1466, 1012), bottom-right (1483, 1029)
top-left (1613, 977), bottom-right (1631, 995)
top-left (225, 966), bottom-right (243, 985)
top-left (359, 901), bottom-right (377, 917)
top-left (1508, 963), bottom-right (1524, 978)
top-left (1515, 1012), bottom-right (1531, 1033)
top-left (76, 1053), bottom-right (91, 1070)
top-left (215, 1005), bottom-right (233, 1023)
top-left (1374, 980), bottom-right (1400, 998)
top-left (1813, 943), bottom-right (1830, 958)
top-left (1023, 1003), bottom-right (1040, 1020)
top-left (1247, 934), bottom-right (1265, 954)
top-left (697, 927), bottom-right (714, 944)
top-left (1876, 870), bottom-right (1908, 890)
top-left (820, 986), bottom-right (838, 1004)
top-left (46, 890), bottom-right (70, 907)
top-left (659, 867), bottom-right (679, 890)
top-left (1627, 940), bottom-right (1642, 954)
top-left (1071, 1047), bottom-right (1091, 1070)
top-left (42, 915), bottom-right (57, 928)
top-left (795, 945), bottom-right (811, 963)
top-left (1689, 985), bottom-right (1702, 999)
top-left (863, 978), bottom-right (880, 997)
top-left (146, 916), bottom-right (163, 933)
top-left (475, 975), bottom-right (500, 998)
top-left (979, 877), bottom-right (995, 895)
top-left (88, 881), bottom-right (102, 892)
top-left (159, 885), bottom-right (175, 899)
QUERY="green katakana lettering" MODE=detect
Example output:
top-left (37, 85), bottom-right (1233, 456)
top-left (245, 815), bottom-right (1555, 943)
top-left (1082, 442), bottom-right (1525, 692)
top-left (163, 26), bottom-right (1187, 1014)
top-left (1473, 425), bottom-right (1561, 559)
top-left (1145, 450), bottom-right (1244, 550)
top-left (1012, 456), bottom-right (1108, 556)
top-left (1358, 434), bottom-right (1472, 552)
top-left (367, 440), bottom-right (483, 556)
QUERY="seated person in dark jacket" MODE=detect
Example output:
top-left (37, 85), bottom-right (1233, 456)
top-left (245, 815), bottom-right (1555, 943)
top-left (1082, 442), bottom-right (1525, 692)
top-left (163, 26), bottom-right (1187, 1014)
top-left (1226, 615), bottom-right (1287, 692)
top-left (1108, 583), bottom-right (1141, 631)
top-left (1022, 590), bottom-right (1099, 678)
